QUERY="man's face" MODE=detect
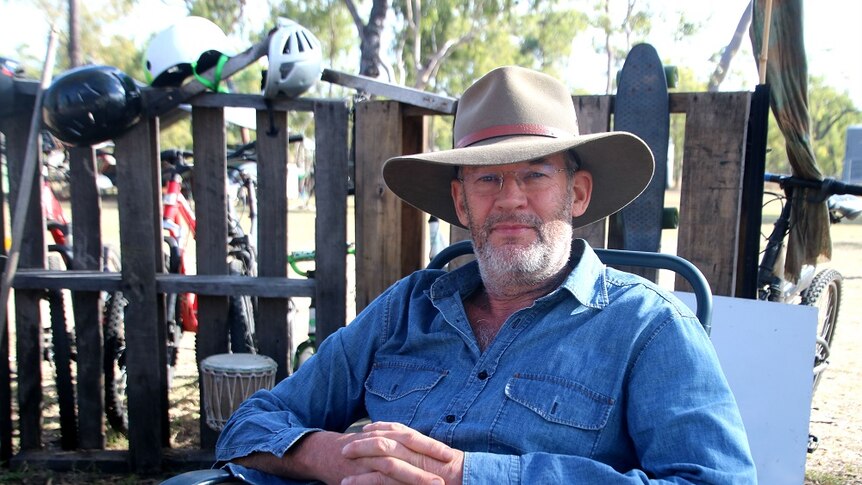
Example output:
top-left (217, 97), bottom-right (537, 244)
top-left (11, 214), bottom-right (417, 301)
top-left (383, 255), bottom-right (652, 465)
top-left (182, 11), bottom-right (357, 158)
top-left (451, 152), bottom-right (592, 284)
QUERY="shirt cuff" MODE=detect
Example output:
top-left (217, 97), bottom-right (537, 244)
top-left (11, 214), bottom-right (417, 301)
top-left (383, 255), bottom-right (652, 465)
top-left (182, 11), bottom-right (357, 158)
top-left (463, 451), bottom-right (519, 484)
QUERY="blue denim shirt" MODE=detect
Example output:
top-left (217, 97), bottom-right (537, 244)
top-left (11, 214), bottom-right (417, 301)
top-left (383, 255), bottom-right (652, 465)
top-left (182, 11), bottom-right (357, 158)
top-left (216, 240), bottom-right (756, 484)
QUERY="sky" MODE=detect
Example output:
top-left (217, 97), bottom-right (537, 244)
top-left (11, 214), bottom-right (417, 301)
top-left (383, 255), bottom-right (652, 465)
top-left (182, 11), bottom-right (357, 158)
top-left (1, 0), bottom-right (860, 108)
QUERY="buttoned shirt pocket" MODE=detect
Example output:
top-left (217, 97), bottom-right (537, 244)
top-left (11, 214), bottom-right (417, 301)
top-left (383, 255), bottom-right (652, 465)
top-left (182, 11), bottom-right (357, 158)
top-left (490, 373), bottom-right (615, 456)
top-left (365, 361), bottom-right (448, 425)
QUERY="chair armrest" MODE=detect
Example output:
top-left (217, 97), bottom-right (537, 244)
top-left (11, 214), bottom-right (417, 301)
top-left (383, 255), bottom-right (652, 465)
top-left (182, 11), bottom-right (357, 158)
top-left (160, 469), bottom-right (245, 485)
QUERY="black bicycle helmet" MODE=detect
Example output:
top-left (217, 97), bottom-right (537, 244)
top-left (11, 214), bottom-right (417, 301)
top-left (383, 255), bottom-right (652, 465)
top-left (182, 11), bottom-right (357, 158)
top-left (42, 65), bottom-right (143, 146)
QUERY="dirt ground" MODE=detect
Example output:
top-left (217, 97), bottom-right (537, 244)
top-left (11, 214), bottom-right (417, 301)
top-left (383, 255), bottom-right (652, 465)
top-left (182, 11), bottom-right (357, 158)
top-left (3, 198), bottom-right (862, 484)
top-left (803, 219), bottom-right (862, 484)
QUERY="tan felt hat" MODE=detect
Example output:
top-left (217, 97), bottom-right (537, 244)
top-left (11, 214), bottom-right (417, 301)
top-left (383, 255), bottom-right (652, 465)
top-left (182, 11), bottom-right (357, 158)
top-left (383, 66), bottom-right (654, 229)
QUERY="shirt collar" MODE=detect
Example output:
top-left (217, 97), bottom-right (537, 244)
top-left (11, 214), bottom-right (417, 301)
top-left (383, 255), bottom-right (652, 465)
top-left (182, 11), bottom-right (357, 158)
top-left (560, 239), bottom-right (609, 310)
top-left (428, 239), bottom-right (609, 310)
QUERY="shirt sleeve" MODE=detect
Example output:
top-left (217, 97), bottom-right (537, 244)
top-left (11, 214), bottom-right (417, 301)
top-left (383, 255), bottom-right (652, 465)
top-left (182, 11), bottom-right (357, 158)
top-left (462, 313), bottom-right (757, 484)
top-left (214, 284), bottom-right (399, 464)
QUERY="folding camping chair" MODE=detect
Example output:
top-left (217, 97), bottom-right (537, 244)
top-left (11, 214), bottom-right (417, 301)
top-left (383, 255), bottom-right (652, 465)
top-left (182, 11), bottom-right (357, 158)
top-left (161, 240), bottom-right (713, 485)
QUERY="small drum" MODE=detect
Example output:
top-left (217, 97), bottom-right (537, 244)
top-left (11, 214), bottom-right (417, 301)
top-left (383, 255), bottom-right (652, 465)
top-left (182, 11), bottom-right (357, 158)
top-left (200, 353), bottom-right (277, 431)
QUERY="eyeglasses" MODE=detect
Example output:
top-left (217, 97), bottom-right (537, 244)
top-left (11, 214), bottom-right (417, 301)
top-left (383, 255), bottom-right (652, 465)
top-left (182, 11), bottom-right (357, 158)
top-left (458, 166), bottom-right (571, 197)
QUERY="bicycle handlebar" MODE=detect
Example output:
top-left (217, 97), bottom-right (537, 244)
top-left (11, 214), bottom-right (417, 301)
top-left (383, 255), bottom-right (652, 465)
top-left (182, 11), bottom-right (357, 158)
top-left (288, 243), bottom-right (356, 277)
top-left (160, 149), bottom-right (194, 165)
top-left (764, 173), bottom-right (862, 199)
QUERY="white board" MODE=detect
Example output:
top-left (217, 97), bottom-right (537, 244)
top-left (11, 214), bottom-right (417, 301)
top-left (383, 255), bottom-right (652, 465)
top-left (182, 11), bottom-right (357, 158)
top-left (676, 292), bottom-right (817, 484)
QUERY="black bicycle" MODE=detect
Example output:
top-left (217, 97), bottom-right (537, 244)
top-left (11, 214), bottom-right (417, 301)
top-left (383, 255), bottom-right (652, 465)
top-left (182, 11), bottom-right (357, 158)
top-left (756, 173), bottom-right (862, 450)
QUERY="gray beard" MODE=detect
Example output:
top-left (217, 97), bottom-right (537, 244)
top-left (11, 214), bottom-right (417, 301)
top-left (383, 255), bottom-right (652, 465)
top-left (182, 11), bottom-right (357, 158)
top-left (467, 200), bottom-right (574, 293)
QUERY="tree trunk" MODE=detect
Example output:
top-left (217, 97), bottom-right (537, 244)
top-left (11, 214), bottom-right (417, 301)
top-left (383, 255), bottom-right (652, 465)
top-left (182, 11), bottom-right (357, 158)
top-left (68, 0), bottom-right (82, 67)
top-left (344, 0), bottom-right (389, 78)
top-left (707, 1), bottom-right (752, 92)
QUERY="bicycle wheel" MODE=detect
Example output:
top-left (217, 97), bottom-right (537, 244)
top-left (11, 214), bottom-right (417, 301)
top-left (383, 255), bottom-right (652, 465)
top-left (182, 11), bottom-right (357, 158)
top-left (99, 244), bottom-right (131, 435)
top-left (102, 291), bottom-right (128, 435)
top-left (165, 292), bottom-right (185, 385)
top-left (46, 252), bottom-right (77, 449)
top-left (293, 339), bottom-right (315, 372)
top-left (801, 268), bottom-right (842, 393)
top-left (227, 258), bottom-right (256, 353)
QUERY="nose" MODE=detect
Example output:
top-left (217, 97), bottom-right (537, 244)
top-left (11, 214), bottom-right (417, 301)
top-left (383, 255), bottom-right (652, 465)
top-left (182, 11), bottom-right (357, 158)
top-left (494, 173), bottom-right (528, 208)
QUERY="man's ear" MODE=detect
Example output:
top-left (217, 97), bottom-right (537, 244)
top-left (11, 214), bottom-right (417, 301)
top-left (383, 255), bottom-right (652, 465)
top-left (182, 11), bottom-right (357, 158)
top-left (571, 171), bottom-right (592, 217)
top-left (451, 178), bottom-right (470, 226)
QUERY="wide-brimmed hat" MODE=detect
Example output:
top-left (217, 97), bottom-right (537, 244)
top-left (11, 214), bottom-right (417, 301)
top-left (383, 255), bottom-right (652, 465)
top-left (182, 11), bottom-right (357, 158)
top-left (382, 66), bottom-right (654, 229)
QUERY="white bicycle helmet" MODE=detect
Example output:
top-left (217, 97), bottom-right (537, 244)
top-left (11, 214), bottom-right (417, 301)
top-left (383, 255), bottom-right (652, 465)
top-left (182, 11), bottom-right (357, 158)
top-left (146, 16), bottom-right (235, 87)
top-left (262, 18), bottom-right (323, 99)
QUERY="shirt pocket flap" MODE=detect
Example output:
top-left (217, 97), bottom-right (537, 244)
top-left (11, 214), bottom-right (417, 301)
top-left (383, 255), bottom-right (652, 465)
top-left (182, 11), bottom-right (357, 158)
top-left (505, 373), bottom-right (614, 430)
top-left (365, 364), bottom-right (447, 401)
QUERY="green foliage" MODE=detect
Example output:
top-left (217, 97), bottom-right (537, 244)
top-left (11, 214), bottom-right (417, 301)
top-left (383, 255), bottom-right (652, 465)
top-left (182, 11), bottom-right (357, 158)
top-left (391, 0), bottom-right (586, 94)
top-left (186, 0), bottom-right (247, 34)
top-left (667, 65), bottom-right (707, 187)
top-left (587, 0), bottom-right (654, 93)
top-left (809, 76), bottom-right (862, 176)
top-left (765, 76), bottom-right (862, 177)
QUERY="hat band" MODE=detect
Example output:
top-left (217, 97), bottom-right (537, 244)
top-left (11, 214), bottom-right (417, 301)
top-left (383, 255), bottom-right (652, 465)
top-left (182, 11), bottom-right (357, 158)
top-left (455, 123), bottom-right (572, 148)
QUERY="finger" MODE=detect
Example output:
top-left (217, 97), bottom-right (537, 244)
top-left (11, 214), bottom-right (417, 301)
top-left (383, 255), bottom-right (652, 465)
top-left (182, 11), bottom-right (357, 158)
top-left (342, 460), bottom-right (445, 485)
top-left (360, 422), bottom-right (455, 461)
top-left (342, 435), bottom-right (450, 483)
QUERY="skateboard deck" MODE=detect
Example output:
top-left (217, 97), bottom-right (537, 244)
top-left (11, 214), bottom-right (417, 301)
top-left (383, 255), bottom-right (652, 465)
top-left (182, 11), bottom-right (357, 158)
top-left (613, 43), bottom-right (670, 282)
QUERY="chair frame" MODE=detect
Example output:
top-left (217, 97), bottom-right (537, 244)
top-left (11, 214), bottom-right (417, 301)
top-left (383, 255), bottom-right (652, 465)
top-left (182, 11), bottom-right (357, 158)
top-left (429, 240), bottom-right (713, 334)
top-left (161, 240), bottom-right (714, 484)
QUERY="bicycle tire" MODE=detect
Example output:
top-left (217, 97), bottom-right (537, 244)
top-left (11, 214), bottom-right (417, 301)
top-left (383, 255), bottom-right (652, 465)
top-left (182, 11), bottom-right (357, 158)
top-left (227, 258), bottom-right (257, 353)
top-left (801, 268), bottom-right (842, 393)
top-left (166, 292), bottom-right (184, 385)
top-left (46, 253), bottom-right (77, 449)
top-left (102, 291), bottom-right (128, 435)
top-left (293, 339), bottom-right (315, 372)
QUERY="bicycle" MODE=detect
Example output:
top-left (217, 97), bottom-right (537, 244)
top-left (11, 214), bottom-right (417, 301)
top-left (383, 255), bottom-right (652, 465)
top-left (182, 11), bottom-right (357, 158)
top-left (756, 172), bottom-right (862, 450)
top-left (161, 148), bottom-right (258, 357)
top-left (29, 135), bottom-right (128, 445)
top-left (288, 243), bottom-right (356, 371)
top-left (102, 149), bottom-right (260, 436)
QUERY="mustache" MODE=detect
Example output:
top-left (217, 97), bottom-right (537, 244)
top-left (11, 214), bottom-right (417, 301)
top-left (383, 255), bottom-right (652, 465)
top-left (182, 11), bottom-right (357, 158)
top-left (476, 213), bottom-right (547, 249)
top-left (483, 213), bottom-right (542, 231)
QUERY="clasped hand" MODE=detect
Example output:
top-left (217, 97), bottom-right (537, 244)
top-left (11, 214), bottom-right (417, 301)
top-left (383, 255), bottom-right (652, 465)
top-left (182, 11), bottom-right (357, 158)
top-left (333, 421), bottom-right (464, 485)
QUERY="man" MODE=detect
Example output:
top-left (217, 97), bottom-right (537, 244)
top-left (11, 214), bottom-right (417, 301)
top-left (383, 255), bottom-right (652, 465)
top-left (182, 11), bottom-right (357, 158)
top-left (216, 66), bottom-right (756, 484)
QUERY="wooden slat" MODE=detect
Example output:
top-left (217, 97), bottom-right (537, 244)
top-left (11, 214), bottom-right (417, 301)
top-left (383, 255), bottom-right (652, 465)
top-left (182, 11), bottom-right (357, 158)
top-left (255, 108), bottom-right (291, 380)
top-left (3, 112), bottom-right (45, 450)
top-left (677, 92), bottom-right (751, 296)
top-left (0, 301), bottom-right (10, 463)
top-left (114, 118), bottom-right (164, 472)
top-left (191, 106), bottom-right (229, 449)
top-left (0, 120), bottom-right (10, 463)
top-left (67, 146), bottom-right (105, 449)
top-left (354, 101), bottom-right (409, 312)
top-left (14, 290), bottom-right (42, 450)
top-left (13, 270), bottom-right (122, 291)
top-left (399, 115), bottom-right (427, 273)
top-left (12, 270), bottom-right (315, 297)
top-left (191, 92), bottom-right (316, 112)
top-left (313, 100), bottom-right (350, 346)
top-left (10, 448), bottom-right (215, 474)
top-left (322, 69), bottom-right (457, 113)
top-left (159, 275), bottom-right (315, 297)
top-left (572, 95), bottom-right (613, 247)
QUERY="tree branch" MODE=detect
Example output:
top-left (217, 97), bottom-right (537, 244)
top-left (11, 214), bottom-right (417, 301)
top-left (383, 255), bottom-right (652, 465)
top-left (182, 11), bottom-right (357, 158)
top-left (342, 0), bottom-right (365, 34)
top-left (416, 32), bottom-right (474, 90)
top-left (708, 1), bottom-right (752, 92)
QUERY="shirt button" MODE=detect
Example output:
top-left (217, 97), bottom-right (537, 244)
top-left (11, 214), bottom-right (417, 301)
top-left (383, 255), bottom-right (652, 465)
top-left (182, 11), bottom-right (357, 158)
top-left (445, 414), bottom-right (456, 423)
top-left (477, 370), bottom-right (489, 380)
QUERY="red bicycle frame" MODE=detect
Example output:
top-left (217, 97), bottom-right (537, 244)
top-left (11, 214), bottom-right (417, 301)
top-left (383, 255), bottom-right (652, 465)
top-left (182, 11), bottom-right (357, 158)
top-left (162, 169), bottom-right (199, 333)
top-left (42, 181), bottom-right (69, 246)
